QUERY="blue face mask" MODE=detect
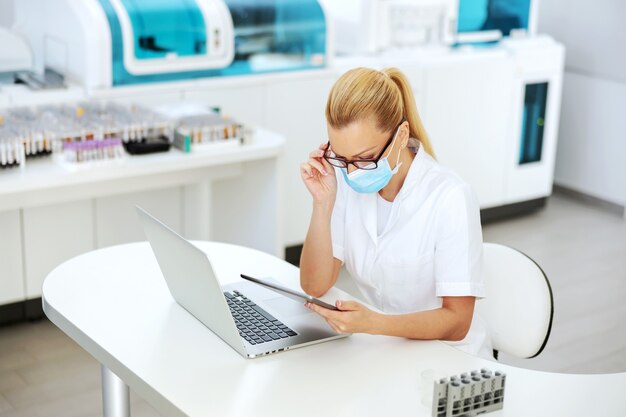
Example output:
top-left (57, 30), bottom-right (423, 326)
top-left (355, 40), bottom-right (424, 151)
top-left (341, 130), bottom-right (403, 194)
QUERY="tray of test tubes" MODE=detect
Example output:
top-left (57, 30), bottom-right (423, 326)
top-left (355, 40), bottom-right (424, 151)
top-left (51, 102), bottom-right (174, 166)
top-left (0, 109), bottom-right (51, 170)
top-left (0, 102), bottom-right (174, 170)
top-left (0, 130), bottom-right (26, 169)
top-left (0, 101), bottom-right (255, 172)
top-left (150, 102), bottom-right (249, 153)
top-left (173, 113), bottom-right (244, 153)
top-left (432, 368), bottom-right (506, 417)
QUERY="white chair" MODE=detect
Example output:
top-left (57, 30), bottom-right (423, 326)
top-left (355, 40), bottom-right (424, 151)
top-left (476, 243), bottom-right (554, 359)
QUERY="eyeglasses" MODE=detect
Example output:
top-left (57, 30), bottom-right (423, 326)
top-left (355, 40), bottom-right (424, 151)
top-left (323, 118), bottom-right (405, 170)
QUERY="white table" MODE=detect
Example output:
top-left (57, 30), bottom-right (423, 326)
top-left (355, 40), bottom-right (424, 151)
top-left (42, 242), bottom-right (626, 417)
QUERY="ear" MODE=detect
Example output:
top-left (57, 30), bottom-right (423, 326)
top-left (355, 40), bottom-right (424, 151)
top-left (399, 121), bottom-right (410, 147)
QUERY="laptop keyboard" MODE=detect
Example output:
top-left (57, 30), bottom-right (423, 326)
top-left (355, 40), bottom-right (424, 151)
top-left (224, 290), bottom-right (298, 345)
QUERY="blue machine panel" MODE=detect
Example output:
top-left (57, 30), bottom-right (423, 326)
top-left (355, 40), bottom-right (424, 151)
top-left (120, 0), bottom-right (207, 59)
top-left (519, 82), bottom-right (548, 165)
top-left (97, 0), bottom-right (327, 86)
top-left (458, 0), bottom-right (531, 36)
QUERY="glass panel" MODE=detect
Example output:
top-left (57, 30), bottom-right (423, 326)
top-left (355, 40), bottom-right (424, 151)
top-left (458, 0), bottom-right (531, 36)
top-left (519, 82), bottom-right (548, 165)
top-left (227, 0), bottom-right (326, 63)
top-left (120, 0), bottom-right (207, 59)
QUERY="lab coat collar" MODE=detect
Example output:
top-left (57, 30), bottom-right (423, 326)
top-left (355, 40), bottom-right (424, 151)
top-left (395, 138), bottom-right (429, 202)
top-left (357, 138), bottom-right (429, 244)
top-left (379, 139), bottom-right (430, 236)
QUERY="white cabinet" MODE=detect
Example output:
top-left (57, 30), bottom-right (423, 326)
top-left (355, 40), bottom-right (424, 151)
top-left (503, 42), bottom-right (565, 204)
top-left (95, 187), bottom-right (184, 249)
top-left (211, 158), bottom-right (281, 256)
top-left (0, 210), bottom-right (25, 304)
top-left (418, 53), bottom-right (514, 208)
top-left (22, 200), bottom-right (95, 298)
top-left (265, 74), bottom-right (337, 246)
top-left (0, 130), bottom-right (284, 303)
top-left (333, 37), bottom-right (565, 212)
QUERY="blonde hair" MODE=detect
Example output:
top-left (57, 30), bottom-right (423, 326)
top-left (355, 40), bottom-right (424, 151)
top-left (325, 67), bottom-right (435, 158)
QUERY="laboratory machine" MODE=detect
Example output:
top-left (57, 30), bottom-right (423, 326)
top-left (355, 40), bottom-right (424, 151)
top-left (11, 0), bottom-right (329, 89)
top-left (0, 27), bottom-right (33, 84)
top-left (457, 0), bottom-right (536, 43)
top-left (320, 0), bottom-right (538, 54)
top-left (320, 0), bottom-right (458, 54)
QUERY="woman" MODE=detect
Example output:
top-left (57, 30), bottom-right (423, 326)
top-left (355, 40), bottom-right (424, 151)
top-left (299, 67), bottom-right (491, 358)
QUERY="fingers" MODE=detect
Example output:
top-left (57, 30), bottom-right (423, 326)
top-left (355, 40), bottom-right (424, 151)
top-left (303, 144), bottom-right (335, 180)
top-left (305, 301), bottom-right (327, 316)
top-left (306, 302), bottom-right (350, 333)
top-left (300, 161), bottom-right (325, 179)
top-left (301, 158), bottom-right (326, 176)
top-left (336, 300), bottom-right (362, 311)
top-left (320, 155), bottom-right (334, 174)
top-left (307, 158), bottom-right (328, 176)
top-left (300, 162), bottom-right (313, 178)
top-left (308, 147), bottom-right (333, 175)
top-left (305, 301), bottom-right (340, 320)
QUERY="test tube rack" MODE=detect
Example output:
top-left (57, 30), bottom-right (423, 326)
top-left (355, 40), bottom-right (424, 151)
top-left (0, 101), bottom-right (253, 170)
top-left (173, 113), bottom-right (243, 153)
top-left (432, 368), bottom-right (506, 417)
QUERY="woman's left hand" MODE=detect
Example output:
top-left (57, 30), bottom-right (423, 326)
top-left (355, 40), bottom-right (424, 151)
top-left (305, 299), bottom-right (380, 334)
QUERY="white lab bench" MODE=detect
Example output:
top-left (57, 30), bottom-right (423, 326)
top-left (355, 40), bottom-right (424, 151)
top-left (42, 240), bottom-right (626, 417)
top-left (0, 128), bottom-right (285, 306)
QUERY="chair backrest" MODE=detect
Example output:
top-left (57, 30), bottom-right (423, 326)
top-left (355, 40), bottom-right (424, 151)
top-left (476, 243), bottom-right (554, 359)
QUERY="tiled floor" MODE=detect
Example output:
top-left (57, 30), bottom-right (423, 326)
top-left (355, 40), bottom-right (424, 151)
top-left (0, 319), bottom-right (162, 417)
top-left (0, 192), bottom-right (624, 416)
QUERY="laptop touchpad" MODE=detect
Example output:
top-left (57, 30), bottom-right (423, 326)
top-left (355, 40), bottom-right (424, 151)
top-left (264, 297), bottom-right (311, 316)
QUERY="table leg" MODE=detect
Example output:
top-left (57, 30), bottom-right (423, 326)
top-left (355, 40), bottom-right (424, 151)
top-left (101, 365), bottom-right (130, 417)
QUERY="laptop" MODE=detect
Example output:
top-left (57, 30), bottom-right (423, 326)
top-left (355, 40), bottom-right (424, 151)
top-left (136, 206), bottom-right (349, 359)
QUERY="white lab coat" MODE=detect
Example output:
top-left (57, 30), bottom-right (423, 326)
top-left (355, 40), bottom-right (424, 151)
top-left (331, 138), bottom-right (492, 358)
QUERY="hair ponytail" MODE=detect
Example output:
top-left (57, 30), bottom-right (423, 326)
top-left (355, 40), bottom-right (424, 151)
top-left (326, 67), bottom-right (436, 159)
top-left (382, 67), bottom-right (436, 158)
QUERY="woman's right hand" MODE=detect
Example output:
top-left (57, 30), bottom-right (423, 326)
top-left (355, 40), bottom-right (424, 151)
top-left (300, 143), bottom-right (337, 205)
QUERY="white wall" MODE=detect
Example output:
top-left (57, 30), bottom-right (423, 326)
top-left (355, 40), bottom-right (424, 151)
top-left (554, 73), bottom-right (626, 205)
top-left (538, 0), bottom-right (626, 206)
top-left (0, 0), bottom-right (14, 27)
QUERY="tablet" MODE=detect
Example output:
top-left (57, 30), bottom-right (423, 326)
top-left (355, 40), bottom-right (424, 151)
top-left (239, 274), bottom-right (339, 311)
